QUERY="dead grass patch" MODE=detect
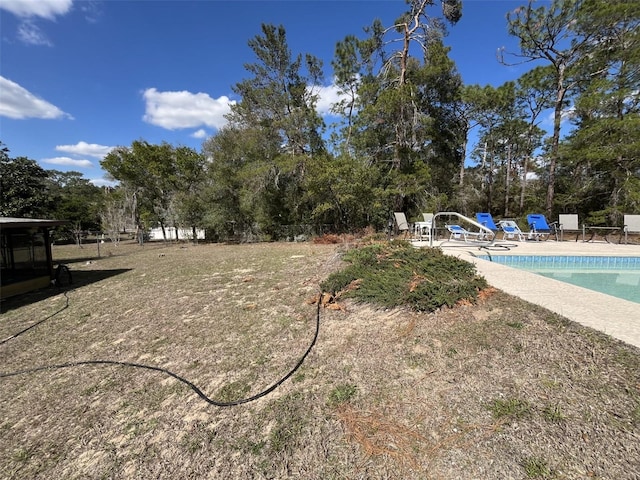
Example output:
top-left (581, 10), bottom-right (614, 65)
top-left (1, 241), bottom-right (639, 479)
top-left (337, 404), bottom-right (427, 468)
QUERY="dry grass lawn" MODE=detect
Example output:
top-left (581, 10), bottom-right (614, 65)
top-left (1, 240), bottom-right (639, 479)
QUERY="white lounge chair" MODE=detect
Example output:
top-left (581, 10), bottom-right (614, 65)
top-left (413, 213), bottom-right (434, 240)
top-left (393, 212), bottom-right (410, 239)
top-left (446, 224), bottom-right (482, 242)
top-left (624, 214), bottom-right (640, 244)
top-left (498, 220), bottom-right (525, 241)
top-left (558, 214), bottom-right (583, 242)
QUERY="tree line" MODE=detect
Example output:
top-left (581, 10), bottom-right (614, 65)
top-left (2, 0), bottom-right (638, 242)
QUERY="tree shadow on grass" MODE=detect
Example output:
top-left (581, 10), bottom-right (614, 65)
top-left (0, 269), bottom-right (132, 314)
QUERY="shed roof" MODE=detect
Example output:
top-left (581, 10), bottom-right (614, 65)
top-left (0, 217), bottom-right (68, 228)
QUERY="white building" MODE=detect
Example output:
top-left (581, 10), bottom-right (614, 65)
top-left (148, 227), bottom-right (205, 241)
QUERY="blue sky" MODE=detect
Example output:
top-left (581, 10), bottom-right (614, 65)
top-left (0, 0), bottom-right (539, 186)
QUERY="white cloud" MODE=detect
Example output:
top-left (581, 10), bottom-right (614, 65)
top-left (56, 141), bottom-right (114, 159)
top-left (0, 0), bottom-right (73, 19)
top-left (79, 1), bottom-right (102, 23)
top-left (142, 82), bottom-right (350, 131)
top-left (89, 177), bottom-right (118, 188)
top-left (313, 84), bottom-right (349, 117)
top-left (1, 0), bottom-right (74, 46)
top-left (42, 156), bottom-right (93, 168)
top-left (191, 129), bottom-right (208, 139)
top-left (0, 76), bottom-right (73, 120)
top-left (543, 106), bottom-right (575, 128)
top-left (17, 20), bottom-right (52, 46)
top-left (142, 88), bottom-right (235, 130)
top-left (310, 81), bottom-right (358, 118)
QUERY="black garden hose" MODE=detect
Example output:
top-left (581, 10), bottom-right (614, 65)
top-left (0, 291), bottom-right (70, 345)
top-left (0, 292), bottom-right (322, 407)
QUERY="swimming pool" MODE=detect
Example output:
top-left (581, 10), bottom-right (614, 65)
top-left (477, 255), bottom-right (640, 304)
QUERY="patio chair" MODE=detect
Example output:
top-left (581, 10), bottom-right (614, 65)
top-left (527, 213), bottom-right (558, 241)
top-left (393, 212), bottom-right (411, 239)
top-left (413, 213), bottom-right (434, 241)
top-left (623, 214), bottom-right (640, 244)
top-left (498, 220), bottom-right (525, 241)
top-left (446, 224), bottom-right (482, 242)
top-left (475, 212), bottom-right (499, 232)
top-left (558, 214), bottom-right (583, 242)
top-left (475, 212), bottom-right (501, 240)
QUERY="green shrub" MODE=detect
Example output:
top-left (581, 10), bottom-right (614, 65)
top-left (320, 241), bottom-right (487, 312)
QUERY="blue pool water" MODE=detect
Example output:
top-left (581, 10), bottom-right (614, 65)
top-left (478, 255), bottom-right (640, 304)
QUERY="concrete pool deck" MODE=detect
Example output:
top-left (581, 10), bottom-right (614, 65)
top-left (414, 239), bottom-right (640, 349)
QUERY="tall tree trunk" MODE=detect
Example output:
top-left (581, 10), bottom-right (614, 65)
top-left (519, 155), bottom-right (529, 215)
top-left (459, 130), bottom-right (468, 187)
top-left (504, 144), bottom-right (512, 217)
top-left (546, 69), bottom-right (568, 217)
top-left (487, 147), bottom-right (494, 213)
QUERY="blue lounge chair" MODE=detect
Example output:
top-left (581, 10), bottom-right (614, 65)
top-left (476, 212), bottom-right (499, 232)
top-left (446, 224), bottom-right (482, 242)
top-left (527, 214), bottom-right (558, 241)
top-left (475, 212), bottom-right (500, 239)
